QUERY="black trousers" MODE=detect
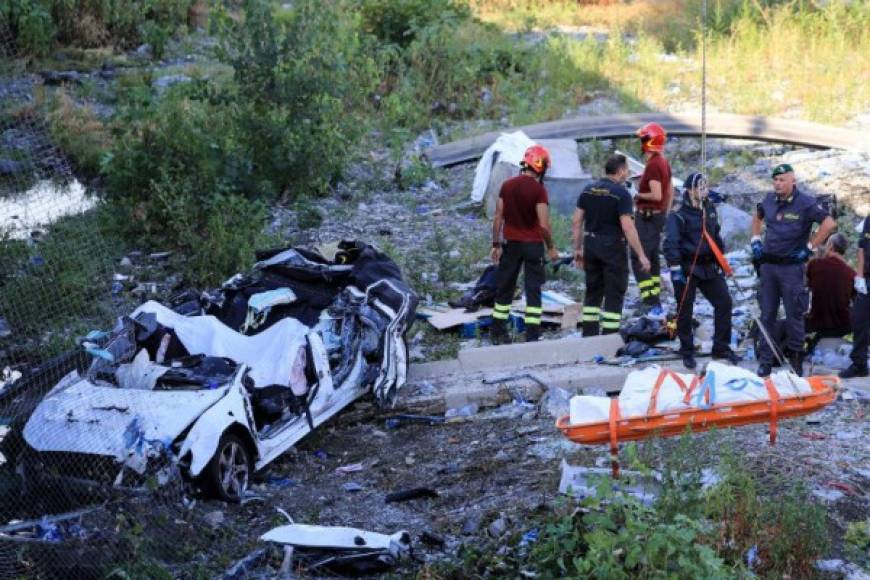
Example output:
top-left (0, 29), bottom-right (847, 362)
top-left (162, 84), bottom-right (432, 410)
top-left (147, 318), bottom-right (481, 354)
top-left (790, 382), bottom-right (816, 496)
top-left (583, 234), bottom-right (629, 336)
top-left (851, 290), bottom-right (870, 368)
top-left (758, 263), bottom-right (808, 364)
top-left (631, 212), bottom-right (665, 306)
top-left (493, 241), bottom-right (546, 326)
top-left (674, 273), bottom-right (733, 356)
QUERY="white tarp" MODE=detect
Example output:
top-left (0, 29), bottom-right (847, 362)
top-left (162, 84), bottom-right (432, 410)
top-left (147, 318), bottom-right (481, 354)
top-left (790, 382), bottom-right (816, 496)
top-left (567, 362), bottom-right (812, 425)
top-left (470, 131), bottom-right (535, 203)
top-left (133, 301), bottom-right (308, 390)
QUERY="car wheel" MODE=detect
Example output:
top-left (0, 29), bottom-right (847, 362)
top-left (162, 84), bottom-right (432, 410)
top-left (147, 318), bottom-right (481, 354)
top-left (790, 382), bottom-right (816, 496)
top-left (204, 433), bottom-right (252, 503)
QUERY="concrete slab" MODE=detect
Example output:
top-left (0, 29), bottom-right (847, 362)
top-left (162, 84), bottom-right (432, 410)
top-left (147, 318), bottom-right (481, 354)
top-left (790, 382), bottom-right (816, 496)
top-left (408, 359), bottom-right (463, 381)
top-left (457, 334), bottom-right (623, 372)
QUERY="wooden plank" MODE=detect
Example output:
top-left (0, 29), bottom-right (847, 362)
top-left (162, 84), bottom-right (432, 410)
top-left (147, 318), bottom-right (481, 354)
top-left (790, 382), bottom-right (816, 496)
top-left (424, 113), bottom-right (870, 167)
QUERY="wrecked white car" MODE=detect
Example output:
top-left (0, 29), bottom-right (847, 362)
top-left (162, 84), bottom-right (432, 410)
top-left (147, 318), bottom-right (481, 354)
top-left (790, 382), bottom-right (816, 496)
top-left (20, 242), bottom-right (417, 502)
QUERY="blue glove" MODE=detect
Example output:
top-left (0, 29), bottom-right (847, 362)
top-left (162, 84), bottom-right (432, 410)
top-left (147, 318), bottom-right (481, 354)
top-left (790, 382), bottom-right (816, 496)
top-left (751, 239), bottom-right (763, 261)
top-left (670, 266), bottom-right (686, 285)
top-left (792, 246), bottom-right (812, 262)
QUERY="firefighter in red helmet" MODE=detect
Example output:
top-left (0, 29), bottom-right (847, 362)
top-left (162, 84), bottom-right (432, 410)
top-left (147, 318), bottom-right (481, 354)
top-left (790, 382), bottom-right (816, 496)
top-left (632, 122), bottom-right (673, 315)
top-left (489, 144), bottom-right (559, 343)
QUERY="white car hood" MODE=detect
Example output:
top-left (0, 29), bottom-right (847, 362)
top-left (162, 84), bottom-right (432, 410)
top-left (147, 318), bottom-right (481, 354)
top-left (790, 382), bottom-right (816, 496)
top-left (24, 372), bottom-right (227, 462)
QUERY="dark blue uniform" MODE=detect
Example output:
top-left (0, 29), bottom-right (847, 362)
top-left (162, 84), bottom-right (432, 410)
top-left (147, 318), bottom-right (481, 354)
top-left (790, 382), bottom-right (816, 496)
top-left (577, 178), bottom-right (634, 335)
top-left (755, 187), bottom-right (829, 368)
top-left (849, 217), bottom-right (870, 371)
top-left (664, 195), bottom-right (733, 358)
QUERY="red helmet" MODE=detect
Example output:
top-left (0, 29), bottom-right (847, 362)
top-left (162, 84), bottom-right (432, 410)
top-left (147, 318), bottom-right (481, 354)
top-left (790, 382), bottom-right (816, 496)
top-left (636, 122), bottom-right (667, 153)
top-left (521, 145), bottom-right (551, 175)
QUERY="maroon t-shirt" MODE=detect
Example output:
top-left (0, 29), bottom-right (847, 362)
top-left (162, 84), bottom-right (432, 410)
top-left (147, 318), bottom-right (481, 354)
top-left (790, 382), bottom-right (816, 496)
top-left (499, 174), bottom-right (548, 242)
top-left (636, 153), bottom-right (672, 212)
top-left (806, 255), bottom-right (856, 333)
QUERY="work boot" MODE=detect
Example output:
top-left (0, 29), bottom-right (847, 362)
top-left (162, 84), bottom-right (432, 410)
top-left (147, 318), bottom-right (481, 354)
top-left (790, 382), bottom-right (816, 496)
top-left (839, 364), bottom-right (869, 379)
top-left (682, 354), bottom-right (697, 370)
top-left (525, 325), bottom-right (541, 343)
top-left (713, 350), bottom-right (742, 365)
top-left (756, 363), bottom-right (772, 378)
top-left (489, 320), bottom-right (511, 345)
top-left (788, 353), bottom-right (804, 377)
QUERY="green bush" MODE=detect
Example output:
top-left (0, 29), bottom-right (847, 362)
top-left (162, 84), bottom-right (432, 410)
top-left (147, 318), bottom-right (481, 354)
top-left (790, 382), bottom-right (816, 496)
top-left (359, 0), bottom-right (470, 47)
top-left (103, 0), bottom-right (377, 284)
top-left (2, 0), bottom-right (193, 57)
top-left (214, 0), bottom-right (379, 198)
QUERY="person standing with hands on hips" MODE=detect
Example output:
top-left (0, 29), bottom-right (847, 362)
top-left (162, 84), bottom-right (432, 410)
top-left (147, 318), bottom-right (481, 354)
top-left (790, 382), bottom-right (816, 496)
top-left (489, 145), bottom-right (559, 344)
top-left (750, 163), bottom-right (837, 377)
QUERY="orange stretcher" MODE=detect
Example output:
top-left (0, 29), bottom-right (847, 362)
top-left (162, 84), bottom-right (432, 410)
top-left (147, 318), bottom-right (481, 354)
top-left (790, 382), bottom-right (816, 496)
top-left (556, 369), bottom-right (839, 476)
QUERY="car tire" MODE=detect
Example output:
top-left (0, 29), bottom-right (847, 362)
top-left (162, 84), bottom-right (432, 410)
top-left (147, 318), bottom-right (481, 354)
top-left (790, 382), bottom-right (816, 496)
top-left (203, 432), bottom-right (252, 503)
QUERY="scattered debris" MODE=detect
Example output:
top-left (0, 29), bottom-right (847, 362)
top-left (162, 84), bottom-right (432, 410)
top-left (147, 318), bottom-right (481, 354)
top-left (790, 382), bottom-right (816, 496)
top-left (260, 524), bottom-right (411, 576)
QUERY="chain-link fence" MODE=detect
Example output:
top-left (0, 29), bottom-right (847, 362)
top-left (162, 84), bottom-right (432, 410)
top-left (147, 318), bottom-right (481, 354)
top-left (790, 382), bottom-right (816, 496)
top-left (0, 19), bottom-right (262, 580)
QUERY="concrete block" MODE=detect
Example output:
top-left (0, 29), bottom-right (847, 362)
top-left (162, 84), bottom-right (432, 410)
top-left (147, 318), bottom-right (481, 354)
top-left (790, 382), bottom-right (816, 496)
top-left (457, 333), bottom-right (623, 372)
top-left (408, 359), bottom-right (462, 381)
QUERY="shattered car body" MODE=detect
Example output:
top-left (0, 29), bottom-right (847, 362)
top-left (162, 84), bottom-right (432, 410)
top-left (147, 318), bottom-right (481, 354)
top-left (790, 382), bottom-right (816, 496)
top-left (21, 242), bottom-right (417, 501)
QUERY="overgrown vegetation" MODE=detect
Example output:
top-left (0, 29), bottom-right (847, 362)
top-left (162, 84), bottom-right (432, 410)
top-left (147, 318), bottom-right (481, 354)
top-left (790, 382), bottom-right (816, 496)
top-left (426, 437), bottom-right (830, 579)
top-left (1, 0), bottom-right (196, 58)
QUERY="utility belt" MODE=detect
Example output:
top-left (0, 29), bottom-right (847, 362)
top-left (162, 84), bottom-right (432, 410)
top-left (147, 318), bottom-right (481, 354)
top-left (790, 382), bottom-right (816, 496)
top-left (636, 208), bottom-right (663, 221)
top-left (760, 253), bottom-right (804, 265)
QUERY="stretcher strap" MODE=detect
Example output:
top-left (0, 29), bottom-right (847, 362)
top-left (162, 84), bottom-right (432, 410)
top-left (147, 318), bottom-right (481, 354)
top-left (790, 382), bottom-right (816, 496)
top-left (648, 369), bottom-right (695, 415)
top-left (763, 378), bottom-right (780, 444)
top-left (609, 397), bottom-right (621, 478)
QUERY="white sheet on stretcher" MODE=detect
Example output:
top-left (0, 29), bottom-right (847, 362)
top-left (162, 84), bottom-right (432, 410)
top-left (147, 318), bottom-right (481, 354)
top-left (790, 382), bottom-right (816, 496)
top-left (568, 362), bottom-right (812, 425)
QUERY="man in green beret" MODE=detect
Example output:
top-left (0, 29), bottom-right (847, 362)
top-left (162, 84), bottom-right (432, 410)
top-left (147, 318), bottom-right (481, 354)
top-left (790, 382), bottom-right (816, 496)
top-left (750, 163), bottom-right (837, 376)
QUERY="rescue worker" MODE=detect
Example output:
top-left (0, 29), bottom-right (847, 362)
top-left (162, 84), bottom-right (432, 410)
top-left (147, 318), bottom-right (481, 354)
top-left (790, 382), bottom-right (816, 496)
top-left (490, 145), bottom-right (559, 344)
top-left (840, 216), bottom-right (869, 378)
top-left (751, 163), bottom-right (837, 377)
top-left (632, 122), bottom-right (673, 313)
top-left (663, 173), bottom-right (740, 369)
top-left (573, 154), bottom-right (651, 336)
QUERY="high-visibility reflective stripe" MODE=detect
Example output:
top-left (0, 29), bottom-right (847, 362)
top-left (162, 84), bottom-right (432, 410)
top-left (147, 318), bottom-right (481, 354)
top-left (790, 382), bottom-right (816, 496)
top-left (650, 287), bottom-right (661, 296)
top-left (525, 317), bottom-right (541, 325)
top-left (638, 279), bottom-right (655, 288)
top-left (492, 311), bottom-right (509, 320)
top-left (494, 303), bottom-right (511, 312)
top-left (651, 276), bottom-right (661, 283)
top-left (640, 290), bottom-right (652, 298)
top-left (582, 315), bottom-right (600, 322)
top-left (601, 311), bottom-right (621, 320)
top-left (582, 306), bottom-right (601, 314)
top-left (601, 320), bottom-right (621, 329)
top-left (525, 306), bottom-right (543, 314)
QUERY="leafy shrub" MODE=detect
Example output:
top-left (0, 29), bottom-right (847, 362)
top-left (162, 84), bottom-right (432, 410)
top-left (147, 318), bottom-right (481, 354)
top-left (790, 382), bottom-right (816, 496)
top-left (2, 0), bottom-right (193, 57)
top-left (1, 0), bottom-right (56, 56)
top-left (359, 0), bottom-right (470, 47)
top-left (214, 0), bottom-right (379, 198)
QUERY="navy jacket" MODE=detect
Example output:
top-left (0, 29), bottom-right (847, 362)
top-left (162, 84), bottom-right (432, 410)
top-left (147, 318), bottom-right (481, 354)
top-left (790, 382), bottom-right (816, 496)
top-left (756, 187), bottom-right (828, 258)
top-left (664, 196), bottom-right (726, 280)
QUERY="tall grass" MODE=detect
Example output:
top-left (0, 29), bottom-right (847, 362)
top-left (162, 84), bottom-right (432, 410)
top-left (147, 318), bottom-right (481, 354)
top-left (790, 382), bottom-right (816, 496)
top-left (470, 0), bottom-right (869, 125)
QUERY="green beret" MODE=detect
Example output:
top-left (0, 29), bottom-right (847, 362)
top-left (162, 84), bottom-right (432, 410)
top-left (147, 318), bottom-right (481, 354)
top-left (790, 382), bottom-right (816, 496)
top-left (771, 163), bottom-right (794, 177)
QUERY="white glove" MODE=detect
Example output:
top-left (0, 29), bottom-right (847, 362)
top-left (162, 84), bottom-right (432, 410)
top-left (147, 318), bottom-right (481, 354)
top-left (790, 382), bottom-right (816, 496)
top-left (856, 276), bottom-right (868, 295)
